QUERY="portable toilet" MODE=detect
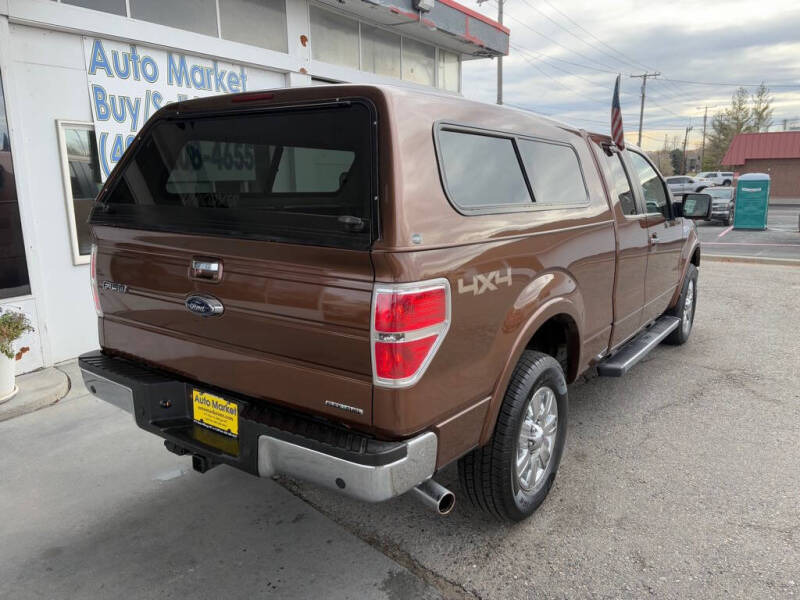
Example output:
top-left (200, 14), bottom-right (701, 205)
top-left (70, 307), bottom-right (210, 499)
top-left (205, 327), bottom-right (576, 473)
top-left (733, 173), bottom-right (770, 230)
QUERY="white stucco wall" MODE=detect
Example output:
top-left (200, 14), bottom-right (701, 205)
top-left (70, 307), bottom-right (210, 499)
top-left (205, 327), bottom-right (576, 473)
top-left (1, 20), bottom-right (284, 369)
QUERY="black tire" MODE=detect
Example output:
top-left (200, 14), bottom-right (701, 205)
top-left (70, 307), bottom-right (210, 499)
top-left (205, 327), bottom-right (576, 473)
top-left (458, 351), bottom-right (568, 522)
top-left (665, 263), bottom-right (698, 345)
top-left (722, 179), bottom-right (731, 186)
top-left (696, 186), bottom-right (706, 192)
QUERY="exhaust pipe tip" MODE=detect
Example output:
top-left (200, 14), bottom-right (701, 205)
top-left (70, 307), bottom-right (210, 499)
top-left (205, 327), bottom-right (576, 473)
top-left (413, 479), bottom-right (455, 515)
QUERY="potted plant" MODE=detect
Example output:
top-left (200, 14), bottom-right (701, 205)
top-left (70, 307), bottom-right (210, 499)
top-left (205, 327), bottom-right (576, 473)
top-left (0, 308), bottom-right (33, 403)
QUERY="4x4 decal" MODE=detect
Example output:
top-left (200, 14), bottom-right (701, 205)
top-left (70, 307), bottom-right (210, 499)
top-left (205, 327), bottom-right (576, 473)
top-left (457, 268), bottom-right (512, 295)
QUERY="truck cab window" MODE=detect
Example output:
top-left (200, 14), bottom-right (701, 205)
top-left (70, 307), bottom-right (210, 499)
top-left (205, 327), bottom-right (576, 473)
top-left (603, 151), bottom-right (637, 216)
top-left (628, 151), bottom-right (669, 218)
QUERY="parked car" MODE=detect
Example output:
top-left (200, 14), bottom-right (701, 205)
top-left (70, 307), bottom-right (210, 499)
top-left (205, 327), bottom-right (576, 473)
top-left (80, 85), bottom-right (708, 522)
top-left (696, 171), bottom-right (734, 186)
top-left (666, 175), bottom-right (710, 195)
top-left (706, 186), bottom-right (735, 225)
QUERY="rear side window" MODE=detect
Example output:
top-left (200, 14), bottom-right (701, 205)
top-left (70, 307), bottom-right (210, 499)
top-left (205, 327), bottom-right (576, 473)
top-left (437, 129), bottom-right (531, 210)
top-left (92, 102), bottom-right (375, 250)
top-left (517, 139), bottom-right (588, 206)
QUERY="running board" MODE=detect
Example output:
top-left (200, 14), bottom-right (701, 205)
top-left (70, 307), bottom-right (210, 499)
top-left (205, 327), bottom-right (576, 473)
top-left (596, 316), bottom-right (681, 377)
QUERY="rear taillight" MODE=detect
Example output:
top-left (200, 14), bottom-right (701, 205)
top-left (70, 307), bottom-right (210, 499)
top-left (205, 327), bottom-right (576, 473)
top-left (371, 279), bottom-right (450, 388)
top-left (90, 244), bottom-right (103, 317)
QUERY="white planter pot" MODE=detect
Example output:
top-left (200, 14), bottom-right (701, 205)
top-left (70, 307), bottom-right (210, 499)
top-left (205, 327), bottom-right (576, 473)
top-left (0, 353), bottom-right (17, 403)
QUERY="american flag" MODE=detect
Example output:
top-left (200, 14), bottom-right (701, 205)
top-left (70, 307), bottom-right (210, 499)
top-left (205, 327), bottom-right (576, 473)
top-left (611, 74), bottom-right (625, 150)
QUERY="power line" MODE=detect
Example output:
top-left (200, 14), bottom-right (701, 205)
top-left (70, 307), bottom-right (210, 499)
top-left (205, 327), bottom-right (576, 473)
top-left (491, 1), bottom-right (622, 73)
top-left (510, 43), bottom-right (610, 89)
top-left (514, 0), bottom-right (645, 73)
top-left (537, 0), bottom-right (655, 73)
top-left (508, 48), bottom-right (610, 108)
top-left (507, 39), bottom-right (617, 75)
top-left (661, 77), bottom-right (800, 88)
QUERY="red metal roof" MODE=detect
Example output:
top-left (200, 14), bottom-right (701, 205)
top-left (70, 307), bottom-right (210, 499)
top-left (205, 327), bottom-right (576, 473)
top-left (722, 131), bottom-right (800, 166)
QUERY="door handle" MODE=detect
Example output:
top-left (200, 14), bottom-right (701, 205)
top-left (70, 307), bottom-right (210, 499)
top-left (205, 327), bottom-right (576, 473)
top-left (190, 257), bottom-right (223, 281)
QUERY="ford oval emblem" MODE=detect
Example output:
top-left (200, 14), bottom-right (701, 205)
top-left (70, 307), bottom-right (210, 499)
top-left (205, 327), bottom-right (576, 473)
top-left (185, 294), bottom-right (224, 317)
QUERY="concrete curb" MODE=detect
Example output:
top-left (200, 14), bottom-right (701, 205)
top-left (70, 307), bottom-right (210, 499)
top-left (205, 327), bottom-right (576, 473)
top-left (0, 367), bottom-right (70, 422)
top-left (705, 253), bottom-right (800, 267)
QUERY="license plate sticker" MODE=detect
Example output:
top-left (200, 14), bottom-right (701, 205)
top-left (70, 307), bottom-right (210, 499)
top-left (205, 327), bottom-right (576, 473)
top-left (192, 389), bottom-right (239, 438)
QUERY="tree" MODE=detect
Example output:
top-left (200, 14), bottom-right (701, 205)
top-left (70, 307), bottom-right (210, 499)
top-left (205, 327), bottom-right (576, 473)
top-left (670, 148), bottom-right (683, 175)
top-left (751, 83), bottom-right (774, 132)
top-left (704, 83), bottom-right (774, 169)
top-left (647, 135), bottom-right (674, 175)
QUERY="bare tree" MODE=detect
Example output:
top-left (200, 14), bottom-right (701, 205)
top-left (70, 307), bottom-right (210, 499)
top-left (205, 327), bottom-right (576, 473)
top-left (703, 84), bottom-right (774, 169)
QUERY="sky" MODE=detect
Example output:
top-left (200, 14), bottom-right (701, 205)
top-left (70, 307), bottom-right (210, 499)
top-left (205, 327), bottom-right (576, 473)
top-left (462, 0), bottom-right (800, 151)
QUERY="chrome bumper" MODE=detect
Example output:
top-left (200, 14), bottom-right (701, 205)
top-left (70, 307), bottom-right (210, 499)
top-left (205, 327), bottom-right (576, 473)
top-left (258, 432), bottom-right (437, 502)
top-left (80, 357), bottom-right (437, 504)
top-left (81, 368), bottom-right (135, 415)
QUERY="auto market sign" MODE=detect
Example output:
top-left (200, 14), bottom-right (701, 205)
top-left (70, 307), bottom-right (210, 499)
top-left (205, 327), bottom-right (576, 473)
top-left (83, 37), bottom-right (252, 179)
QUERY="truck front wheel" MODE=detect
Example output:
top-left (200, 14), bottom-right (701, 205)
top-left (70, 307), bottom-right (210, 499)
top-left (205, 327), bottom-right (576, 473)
top-left (458, 351), bottom-right (568, 522)
top-left (665, 263), bottom-right (698, 345)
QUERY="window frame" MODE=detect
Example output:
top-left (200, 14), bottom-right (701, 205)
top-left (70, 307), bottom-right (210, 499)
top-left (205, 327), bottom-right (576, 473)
top-left (433, 121), bottom-right (591, 216)
top-left (626, 149), bottom-right (674, 220)
top-left (56, 119), bottom-right (99, 266)
top-left (91, 99), bottom-right (382, 251)
top-left (600, 144), bottom-right (643, 218)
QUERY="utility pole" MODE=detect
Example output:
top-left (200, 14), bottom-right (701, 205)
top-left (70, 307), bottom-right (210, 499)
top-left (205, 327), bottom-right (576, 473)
top-left (682, 126), bottom-right (693, 174)
top-left (477, 0), bottom-right (503, 104)
top-left (700, 106), bottom-right (708, 170)
top-left (630, 72), bottom-right (660, 146)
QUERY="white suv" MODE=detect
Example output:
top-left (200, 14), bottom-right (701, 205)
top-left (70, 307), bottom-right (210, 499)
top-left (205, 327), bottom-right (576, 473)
top-left (696, 171), bottom-right (734, 186)
top-left (665, 175), bottom-right (710, 195)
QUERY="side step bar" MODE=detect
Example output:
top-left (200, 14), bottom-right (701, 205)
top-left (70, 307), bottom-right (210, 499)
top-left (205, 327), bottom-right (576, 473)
top-left (597, 316), bottom-right (680, 377)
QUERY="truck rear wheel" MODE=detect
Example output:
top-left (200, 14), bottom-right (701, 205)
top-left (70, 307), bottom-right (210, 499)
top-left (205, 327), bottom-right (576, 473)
top-left (458, 350), bottom-right (568, 522)
top-left (665, 263), bottom-right (697, 345)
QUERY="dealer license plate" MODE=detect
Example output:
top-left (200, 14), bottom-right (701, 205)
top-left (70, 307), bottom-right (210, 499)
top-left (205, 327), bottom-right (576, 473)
top-left (192, 389), bottom-right (239, 438)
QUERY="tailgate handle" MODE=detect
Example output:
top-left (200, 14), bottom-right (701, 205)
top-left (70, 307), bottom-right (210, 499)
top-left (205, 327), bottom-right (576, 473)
top-left (190, 258), bottom-right (223, 282)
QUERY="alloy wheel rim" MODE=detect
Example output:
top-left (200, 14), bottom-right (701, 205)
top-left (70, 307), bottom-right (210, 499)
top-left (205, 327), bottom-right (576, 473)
top-left (683, 280), bottom-right (695, 335)
top-left (515, 386), bottom-right (558, 493)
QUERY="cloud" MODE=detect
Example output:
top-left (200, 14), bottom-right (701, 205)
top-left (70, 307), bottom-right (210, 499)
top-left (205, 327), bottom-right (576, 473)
top-left (462, 0), bottom-right (800, 150)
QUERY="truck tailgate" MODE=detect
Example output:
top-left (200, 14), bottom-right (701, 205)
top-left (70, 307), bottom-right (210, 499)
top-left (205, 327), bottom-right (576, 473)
top-left (95, 228), bottom-right (374, 426)
top-left (89, 100), bottom-right (378, 427)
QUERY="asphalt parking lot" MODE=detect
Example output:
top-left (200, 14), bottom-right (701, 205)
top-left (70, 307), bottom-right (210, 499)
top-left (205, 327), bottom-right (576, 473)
top-left (698, 204), bottom-right (800, 261)
top-left (2, 261), bottom-right (799, 599)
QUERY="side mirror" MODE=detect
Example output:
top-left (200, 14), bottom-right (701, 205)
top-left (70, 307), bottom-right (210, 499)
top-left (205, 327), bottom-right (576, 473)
top-left (681, 193), bottom-right (712, 220)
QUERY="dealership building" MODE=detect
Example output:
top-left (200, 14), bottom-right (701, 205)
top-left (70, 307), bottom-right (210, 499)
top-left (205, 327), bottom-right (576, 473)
top-left (0, 0), bottom-right (508, 374)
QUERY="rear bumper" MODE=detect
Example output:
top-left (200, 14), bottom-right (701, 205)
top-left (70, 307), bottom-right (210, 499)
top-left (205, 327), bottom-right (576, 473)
top-left (79, 351), bottom-right (437, 502)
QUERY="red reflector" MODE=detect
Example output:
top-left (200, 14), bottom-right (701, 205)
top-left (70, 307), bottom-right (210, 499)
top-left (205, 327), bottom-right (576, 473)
top-left (231, 92), bottom-right (275, 103)
top-left (374, 336), bottom-right (437, 380)
top-left (374, 288), bottom-right (446, 333)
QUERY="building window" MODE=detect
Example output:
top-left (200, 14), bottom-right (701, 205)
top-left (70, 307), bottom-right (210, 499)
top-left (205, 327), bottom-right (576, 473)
top-left (62, 0), bottom-right (127, 16)
top-left (437, 50), bottom-right (460, 92)
top-left (310, 6), bottom-right (360, 70)
top-left (361, 25), bottom-right (401, 79)
top-left (130, 0), bottom-right (219, 37)
top-left (57, 121), bottom-right (103, 265)
top-left (0, 74), bottom-right (30, 299)
top-left (402, 38), bottom-right (435, 86)
top-left (219, 0), bottom-right (288, 53)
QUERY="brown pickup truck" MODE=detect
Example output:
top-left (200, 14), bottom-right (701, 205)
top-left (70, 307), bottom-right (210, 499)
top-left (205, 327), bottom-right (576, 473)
top-left (80, 85), bottom-right (710, 522)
